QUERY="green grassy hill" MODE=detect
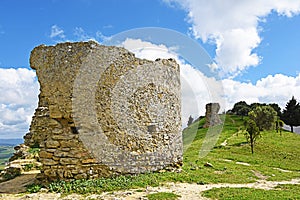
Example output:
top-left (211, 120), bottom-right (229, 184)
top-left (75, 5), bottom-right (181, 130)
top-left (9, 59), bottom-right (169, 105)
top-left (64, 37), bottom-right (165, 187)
top-left (182, 114), bottom-right (300, 183)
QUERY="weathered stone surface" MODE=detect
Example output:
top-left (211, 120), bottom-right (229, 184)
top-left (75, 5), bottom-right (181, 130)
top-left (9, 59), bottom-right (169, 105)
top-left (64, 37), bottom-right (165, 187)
top-left (9, 144), bottom-right (31, 162)
top-left (60, 158), bottom-right (79, 165)
top-left (24, 41), bottom-right (182, 181)
top-left (82, 158), bottom-right (97, 164)
top-left (45, 141), bottom-right (60, 148)
top-left (39, 151), bottom-right (53, 159)
top-left (43, 169), bottom-right (56, 177)
top-left (203, 103), bottom-right (222, 128)
top-left (53, 151), bottom-right (69, 158)
top-left (41, 159), bottom-right (58, 166)
top-left (60, 140), bottom-right (78, 148)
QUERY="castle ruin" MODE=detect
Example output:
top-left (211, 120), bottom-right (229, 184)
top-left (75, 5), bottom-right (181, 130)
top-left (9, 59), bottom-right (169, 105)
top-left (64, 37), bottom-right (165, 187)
top-left (24, 41), bottom-right (183, 181)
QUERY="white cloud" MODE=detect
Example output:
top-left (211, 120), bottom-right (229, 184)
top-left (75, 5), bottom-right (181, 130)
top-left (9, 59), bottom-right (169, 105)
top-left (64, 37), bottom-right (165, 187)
top-left (74, 27), bottom-right (96, 41)
top-left (222, 73), bottom-right (300, 110)
top-left (164, 0), bottom-right (300, 77)
top-left (50, 25), bottom-right (65, 39)
top-left (49, 26), bottom-right (100, 43)
top-left (122, 38), bottom-right (178, 60)
top-left (0, 68), bottom-right (39, 139)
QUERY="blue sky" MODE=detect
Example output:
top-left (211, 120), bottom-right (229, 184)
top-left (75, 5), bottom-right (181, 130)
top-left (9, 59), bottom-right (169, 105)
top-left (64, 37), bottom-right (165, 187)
top-left (0, 1), bottom-right (299, 81)
top-left (1, 0), bottom-right (300, 138)
top-left (0, 0), bottom-right (188, 68)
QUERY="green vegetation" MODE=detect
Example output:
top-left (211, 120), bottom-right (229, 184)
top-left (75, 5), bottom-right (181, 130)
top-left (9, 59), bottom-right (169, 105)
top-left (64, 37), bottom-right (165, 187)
top-left (202, 184), bottom-right (300, 200)
top-left (28, 147), bottom-right (40, 154)
top-left (230, 101), bottom-right (250, 118)
top-left (181, 114), bottom-right (300, 183)
top-left (24, 163), bottom-right (34, 171)
top-left (244, 118), bottom-right (260, 154)
top-left (282, 96), bottom-right (300, 133)
top-left (248, 105), bottom-right (277, 131)
top-left (243, 105), bottom-right (277, 154)
top-left (26, 184), bottom-right (43, 193)
top-left (27, 114), bottom-right (299, 197)
top-left (147, 192), bottom-right (180, 200)
top-left (48, 173), bottom-right (161, 194)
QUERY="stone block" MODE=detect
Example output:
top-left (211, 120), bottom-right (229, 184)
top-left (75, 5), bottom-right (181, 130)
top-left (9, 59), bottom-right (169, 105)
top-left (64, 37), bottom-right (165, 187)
top-left (49, 105), bottom-right (63, 119)
top-left (46, 140), bottom-right (60, 148)
top-left (39, 151), bottom-right (53, 159)
top-left (60, 158), bottom-right (79, 165)
top-left (42, 159), bottom-right (58, 166)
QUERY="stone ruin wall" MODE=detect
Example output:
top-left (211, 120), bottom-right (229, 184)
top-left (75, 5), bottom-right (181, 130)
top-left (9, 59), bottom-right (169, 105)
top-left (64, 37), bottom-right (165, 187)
top-left (203, 103), bottom-right (222, 128)
top-left (24, 41), bottom-right (182, 181)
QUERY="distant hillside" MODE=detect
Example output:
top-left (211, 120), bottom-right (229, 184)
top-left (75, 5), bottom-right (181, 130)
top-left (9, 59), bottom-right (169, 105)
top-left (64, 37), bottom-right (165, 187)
top-left (0, 138), bottom-right (23, 146)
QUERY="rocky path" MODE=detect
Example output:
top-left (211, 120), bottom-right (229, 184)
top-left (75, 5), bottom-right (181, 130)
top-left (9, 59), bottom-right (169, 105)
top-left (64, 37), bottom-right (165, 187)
top-left (0, 177), bottom-right (299, 200)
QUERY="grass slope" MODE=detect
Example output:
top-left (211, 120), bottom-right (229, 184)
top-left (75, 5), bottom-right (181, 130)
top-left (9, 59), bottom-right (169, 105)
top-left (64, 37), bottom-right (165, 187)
top-left (39, 115), bottom-right (300, 194)
top-left (203, 184), bottom-right (300, 200)
top-left (181, 114), bottom-right (300, 184)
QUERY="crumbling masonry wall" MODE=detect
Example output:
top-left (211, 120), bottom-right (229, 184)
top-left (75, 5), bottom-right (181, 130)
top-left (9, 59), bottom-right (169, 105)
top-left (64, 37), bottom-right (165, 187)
top-left (203, 103), bottom-right (222, 128)
top-left (24, 41), bottom-right (182, 181)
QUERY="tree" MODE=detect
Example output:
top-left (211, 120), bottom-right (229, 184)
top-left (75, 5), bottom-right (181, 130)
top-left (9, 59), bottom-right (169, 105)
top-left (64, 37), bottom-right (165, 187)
top-left (275, 119), bottom-right (284, 135)
top-left (237, 106), bottom-right (250, 119)
top-left (250, 102), bottom-right (267, 110)
top-left (187, 115), bottom-right (194, 127)
top-left (231, 101), bottom-right (250, 118)
top-left (281, 96), bottom-right (300, 133)
top-left (248, 105), bottom-right (277, 131)
top-left (269, 103), bottom-right (282, 117)
top-left (244, 119), bottom-right (260, 154)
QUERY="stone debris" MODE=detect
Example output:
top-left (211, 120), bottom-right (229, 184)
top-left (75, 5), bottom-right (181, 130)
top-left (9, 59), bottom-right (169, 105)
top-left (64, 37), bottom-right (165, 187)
top-left (1, 144), bottom-right (41, 182)
top-left (204, 162), bottom-right (214, 168)
top-left (236, 161), bottom-right (251, 166)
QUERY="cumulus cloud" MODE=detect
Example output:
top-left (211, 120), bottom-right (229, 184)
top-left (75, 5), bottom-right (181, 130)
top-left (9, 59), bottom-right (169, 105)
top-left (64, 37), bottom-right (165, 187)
top-left (122, 38), bottom-right (178, 60)
top-left (0, 68), bottom-right (39, 139)
top-left (50, 25), bottom-right (65, 39)
top-left (222, 73), bottom-right (300, 110)
top-left (163, 0), bottom-right (300, 77)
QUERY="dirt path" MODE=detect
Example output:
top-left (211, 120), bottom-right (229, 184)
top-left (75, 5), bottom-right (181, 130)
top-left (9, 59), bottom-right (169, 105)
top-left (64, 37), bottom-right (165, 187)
top-left (0, 177), bottom-right (299, 200)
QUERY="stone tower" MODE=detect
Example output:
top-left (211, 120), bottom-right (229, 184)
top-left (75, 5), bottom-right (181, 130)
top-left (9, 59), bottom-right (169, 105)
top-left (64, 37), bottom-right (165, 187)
top-left (203, 103), bottom-right (222, 128)
top-left (24, 41), bottom-right (182, 181)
